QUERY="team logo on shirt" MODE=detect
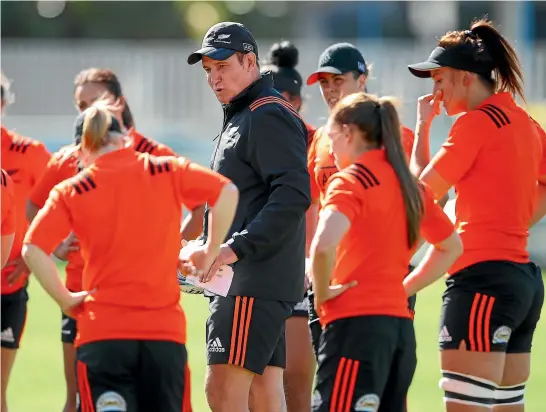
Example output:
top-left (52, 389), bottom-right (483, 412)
top-left (354, 393), bottom-right (380, 411)
top-left (96, 391), bottom-right (127, 412)
top-left (492, 326), bottom-right (512, 344)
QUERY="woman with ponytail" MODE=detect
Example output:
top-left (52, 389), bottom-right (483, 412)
top-left (409, 18), bottom-right (546, 411)
top-left (22, 104), bottom-right (239, 412)
top-left (25, 68), bottom-right (181, 412)
top-left (261, 40), bottom-right (317, 412)
top-left (309, 92), bottom-right (462, 411)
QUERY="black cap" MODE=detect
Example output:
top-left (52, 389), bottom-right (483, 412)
top-left (408, 44), bottom-right (495, 78)
top-left (73, 111), bottom-right (122, 144)
top-left (187, 22), bottom-right (258, 65)
top-left (307, 43), bottom-right (367, 85)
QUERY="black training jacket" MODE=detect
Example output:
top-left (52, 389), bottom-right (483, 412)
top-left (202, 73), bottom-right (311, 302)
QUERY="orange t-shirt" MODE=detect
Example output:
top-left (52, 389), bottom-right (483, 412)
top-left (429, 92), bottom-right (546, 274)
top-left (319, 149), bottom-right (454, 326)
top-left (29, 133), bottom-right (178, 292)
top-left (1, 169), bottom-right (16, 237)
top-left (1, 126), bottom-right (51, 294)
top-left (24, 148), bottom-right (229, 347)
top-left (308, 125), bottom-right (415, 205)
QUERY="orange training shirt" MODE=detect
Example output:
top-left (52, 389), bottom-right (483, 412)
top-left (1, 169), bottom-right (16, 237)
top-left (1, 126), bottom-right (50, 294)
top-left (319, 149), bottom-right (454, 326)
top-left (429, 92), bottom-right (546, 274)
top-left (24, 148), bottom-right (230, 347)
top-left (29, 133), bottom-right (178, 292)
top-left (308, 125), bottom-right (415, 205)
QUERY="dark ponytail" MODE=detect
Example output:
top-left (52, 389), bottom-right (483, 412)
top-left (378, 97), bottom-right (423, 248)
top-left (470, 19), bottom-right (525, 100)
top-left (330, 93), bottom-right (423, 248)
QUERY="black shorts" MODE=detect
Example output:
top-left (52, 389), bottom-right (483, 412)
top-left (440, 260), bottom-right (544, 353)
top-left (1, 288), bottom-right (28, 349)
top-left (313, 316), bottom-right (416, 412)
top-left (76, 340), bottom-right (187, 412)
top-left (206, 295), bottom-right (293, 375)
top-left (291, 293), bottom-right (310, 318)
top-left (61, 312), bottom-right (77, 344)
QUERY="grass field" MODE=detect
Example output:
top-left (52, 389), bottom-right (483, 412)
top-left (8, 266), bottom-right (546, 411)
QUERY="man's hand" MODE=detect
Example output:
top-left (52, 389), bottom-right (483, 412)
top-left (53, 232), bottom-right (80, 261)
top-left (5, 257), bottom-right (29, 286)
top-left (314, 281), bottom-right (358, 310)
top-left (203, 244), bottom-right (238, 283)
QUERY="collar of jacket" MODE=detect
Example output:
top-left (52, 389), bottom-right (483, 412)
top-left (222, 71), bottom-right (274, 119)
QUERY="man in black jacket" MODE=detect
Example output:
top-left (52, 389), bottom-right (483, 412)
top-left (187, 22), bottom-right (311, 412)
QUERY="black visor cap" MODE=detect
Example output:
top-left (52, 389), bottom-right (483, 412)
top-left (408, 44), bottom-right (494, 78)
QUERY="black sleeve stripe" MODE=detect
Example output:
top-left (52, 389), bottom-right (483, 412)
top-left (344, 171), bottom-right (369, 189)
top-left (72, 183), bottom-right (83, 194)
top-left (85, 176), bottom-right (96, 189)
top-left (156, 161), bottom-right (163, 173)
top-left (135, 138), bottom-right (145, 152)
top-left (21, 143), bottom-right (30, 154)
top-left (353, 163), bottom-right (380, 186)
top-left (1, 170), bottom-right (7, 186)
top-left (164, 159), bottom-right (171, 172)
top-left (496, 385), bottom-right (525, 392)
top-left (483, 104), bottom-right (510, 125)
top-left (495, 395), bottom-right (524, 405)
top-left (149, 160), bottom-right (156, 176)
top-left (478, 107), bottom-right (502, 128)
top-left (147, 143), bottom-right (157, 154)
top-left (79, 180), bottom-right (89, 192)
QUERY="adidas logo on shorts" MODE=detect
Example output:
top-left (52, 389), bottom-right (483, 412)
top-left (439, 325), bottom-right (452, 343)
top-left (0, 327), bottom-right (15, 343)
top-left (208, 337), bottom-right (225, 353)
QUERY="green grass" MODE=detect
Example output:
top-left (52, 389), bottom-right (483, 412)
top-left (8, 267), bottom-right (546, 411)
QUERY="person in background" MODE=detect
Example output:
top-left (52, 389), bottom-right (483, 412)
top-left (0, 71), bottom-right (51, 412)
top-left (23, 105), bottom-right (239, 412)
top-left (305, 43), bottom-right (417, 356)
top-left (26, 68), bottom-right (182, 412)
top-left (310, 92), bottom-right (462, 412)
top-left (260, 39), bottom-right (316, 412)
top-left (408, 18), bottom-right (546, 412)
top-left (1, 169), bottom-right (16, 269)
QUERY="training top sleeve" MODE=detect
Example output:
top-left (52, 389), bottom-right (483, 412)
top-left (226, 105), bottom-right (311, 261)
top-left (24, 185), bottom-right (72, 255)
top-left (1, 170), bottom-right (16, 236)
top-left (419, 183), bottom-right (455, 244)
top-left (174, 157), bottom-right (231, 211)
top-left (29, 150), bottom-right (75, 208)
top-left (30, 141), bottom-right (52, 186)
top-left (430, 112), bottom-right (491, 185)
top-left (307, 130), bottom-right (321, 203)
top-left (534, 120), bottom-right (546, 178)
top-left (322, 173), bottom-right (363, 224)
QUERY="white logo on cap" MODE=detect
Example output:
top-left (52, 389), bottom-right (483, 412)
top-left (358, 61), bottom-right (366, 72)
top-left (217, 34), bottom-right (230, 40)
top-left (243, 43), bottom-right (254, 52)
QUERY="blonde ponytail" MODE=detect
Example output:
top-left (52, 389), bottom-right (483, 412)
top-left (81, 107), bottom-right (112, 152)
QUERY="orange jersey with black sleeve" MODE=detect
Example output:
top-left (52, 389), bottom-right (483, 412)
top-left (1, 126), bottom-right (51, 294)
top-left (129, 128), bottom-right (177, 157)
top-left (429, 92), bottom-right (546, 274)
top-left (318, 149), bottom-right (454, 326)
top-left (24, 148), bottom-right (231, 347)
top-left (1, 169), bottom-right (16, 237)
top-left (308, 125), bottom-right (415, 206)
